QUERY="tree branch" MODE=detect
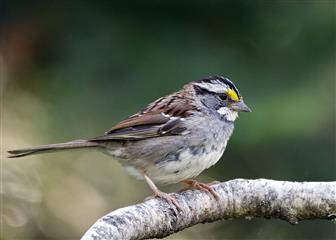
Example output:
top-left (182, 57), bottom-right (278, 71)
top-left (81, 179), bottom-right (336, 240)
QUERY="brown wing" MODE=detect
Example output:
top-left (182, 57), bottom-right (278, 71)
top-left (91, 92), bottom-right (197, 141)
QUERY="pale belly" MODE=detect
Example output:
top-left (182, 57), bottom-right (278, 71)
top-left (146, 141), bottom-right (228, 184)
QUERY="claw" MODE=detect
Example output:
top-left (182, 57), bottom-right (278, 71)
top-left (143, 173), bottom-right (182, 213)
top-left (154, 191), bottom-right (182, 212)
top-left (208, 180), bottom-right (220, 185)
top-left (144, 190), bottom-right (182, 214)
top-left (182, 179), bottom-right (220, 200)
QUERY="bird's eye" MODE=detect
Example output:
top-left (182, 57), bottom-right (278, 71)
top-left (218, 94), bottom-right (227, 101)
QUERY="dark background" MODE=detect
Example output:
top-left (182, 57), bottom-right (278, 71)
top-left (2, 1), bottom-right (335, 239)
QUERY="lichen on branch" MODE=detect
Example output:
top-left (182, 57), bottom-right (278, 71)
top-left (81, 179), bottom-right (336, 240)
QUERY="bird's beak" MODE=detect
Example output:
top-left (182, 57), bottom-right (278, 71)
top-left (230, 100), bottom-right (252, 112)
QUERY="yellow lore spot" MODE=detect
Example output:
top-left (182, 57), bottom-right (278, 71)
top-left (227, 89), bottom-right (240, 102)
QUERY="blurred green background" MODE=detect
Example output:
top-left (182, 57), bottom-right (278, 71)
top-left (2, 1), bottom-right (335, 239)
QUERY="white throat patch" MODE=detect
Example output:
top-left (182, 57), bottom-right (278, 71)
top-left (217, 107), bottom-right (238, 121)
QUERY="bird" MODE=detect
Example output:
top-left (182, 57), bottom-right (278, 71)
top-left (8, 75), bottom-right (251, 209)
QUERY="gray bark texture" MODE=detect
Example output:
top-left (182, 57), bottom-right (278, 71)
top-left (81, 179), bottom-right (336, 240)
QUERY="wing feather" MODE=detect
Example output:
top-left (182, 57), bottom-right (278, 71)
top-left (91, 91), bottom-right (196, 141)
top-left (91, 116), bottom-right (185, 141)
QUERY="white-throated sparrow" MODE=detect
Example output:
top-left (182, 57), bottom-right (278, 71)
top-left (8, 75), bottom-right (251, 209)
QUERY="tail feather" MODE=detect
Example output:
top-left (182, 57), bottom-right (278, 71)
top-left (8, 139), bottom-right (99, 158)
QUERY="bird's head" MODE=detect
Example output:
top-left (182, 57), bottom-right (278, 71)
top-left (192, 75), bottom-right (251, 121)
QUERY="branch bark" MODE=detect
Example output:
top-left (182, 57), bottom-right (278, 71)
top-left (81, 179), bottom-right (336, 240)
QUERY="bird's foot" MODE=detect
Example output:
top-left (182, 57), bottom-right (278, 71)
top-left (181, 179), bottom-right (220, 200)
top-left (207, 180), bottom-right (220, 185)
top-left (156, 190), bottom-right (182, 212)
top-left (143, 173), bottom-right (182, 213)
top-left (145, 190), bottom-right (182, 213)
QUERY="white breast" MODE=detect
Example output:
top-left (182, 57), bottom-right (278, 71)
top-left (147, 140), bottom-right (228, 184)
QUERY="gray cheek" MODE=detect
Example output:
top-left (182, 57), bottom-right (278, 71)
top-left (200, 95), bottom-right (229, 118)
top-left (201, 95), bottom-right (221, 109)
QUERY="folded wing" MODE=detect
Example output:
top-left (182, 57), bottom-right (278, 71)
top-left (91, 93), bottom-right (196, 141)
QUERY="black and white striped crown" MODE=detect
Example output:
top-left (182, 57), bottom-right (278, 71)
top-left (194, 75), bottom-right (241, 97)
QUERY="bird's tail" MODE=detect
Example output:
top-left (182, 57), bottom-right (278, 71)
top-left (7, 139), bottom-right (100, 158)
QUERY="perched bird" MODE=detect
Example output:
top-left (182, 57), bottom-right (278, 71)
top-left (8, 75), bottom-right (251, 209)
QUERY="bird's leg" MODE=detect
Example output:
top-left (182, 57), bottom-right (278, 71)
top-left (181, 179), bottom-right (220, 200)
top-left (143, 174), bottom-right (182, 211)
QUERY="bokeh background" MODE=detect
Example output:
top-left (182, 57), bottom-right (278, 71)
top-left (1, 1), bottom-right (335, 239)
